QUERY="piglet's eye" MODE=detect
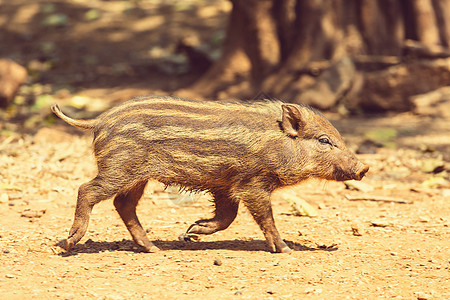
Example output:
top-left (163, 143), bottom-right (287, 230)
top-left (319, 137), bottom-right (331, 145)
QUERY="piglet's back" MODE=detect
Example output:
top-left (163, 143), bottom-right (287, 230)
top-left (91, 96), bottom-right (286, 191)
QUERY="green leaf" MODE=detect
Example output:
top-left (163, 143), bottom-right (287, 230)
top-left (421, 175), bottom-right (449, 188)
top-left (285, 195), bottom-right (318, 217)
top-left (364, 128), bottom-right (397, 142)
top-left (364, 128), bottom-right (398, 148)
top-left (85, 9), bottom-right (101, 21)
top-left (41, 13), bottom-right (68, 27)
top-left (33, 94), bottom-right (54, 110)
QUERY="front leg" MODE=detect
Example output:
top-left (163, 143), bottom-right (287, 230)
top-left (237, 187), bottom-right (292, 253)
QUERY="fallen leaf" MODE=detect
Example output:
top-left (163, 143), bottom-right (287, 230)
top-left (0, 184), bottom-right (22, 191)
top-left (418, 216), bottom-right (430, 223)
top-left (288, 197), bottom-right (318, 217)
top-left (421, 176), bottom-right (449, 188)
top-left (370, 219), bottom-right (393, 227)
top-left (21, 209), bottom-right (46, 219)
top-left (421, 157), bottom-right (445, 173)
top-left (351, 224), bottom-right (363, 236)
top-left (344, 181), bottom-right (374, 192)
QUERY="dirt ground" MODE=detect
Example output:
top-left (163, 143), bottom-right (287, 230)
top-left (0, 110), bottom-right (449, 299)
top-left (1, 0), bottom-right (450, 299)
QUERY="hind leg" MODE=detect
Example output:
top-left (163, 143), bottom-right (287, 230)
top-left (185, 191), bottom-right (239, 236)
top-left (113, 180), bottom-right (159, 252)
top-left (66, 176), bottom-right (118, 250)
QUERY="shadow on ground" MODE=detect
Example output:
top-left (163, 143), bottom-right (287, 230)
top-left (56, 238), bottom-right (337, 256)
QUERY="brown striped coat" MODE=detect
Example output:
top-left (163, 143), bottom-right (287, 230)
top-left (52, 96), bottom-right (369, 253)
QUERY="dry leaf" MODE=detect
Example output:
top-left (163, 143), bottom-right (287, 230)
top-left (21, 209), bottom-right (46, 219)
top-left (344, 181), bottom-right (374, 192)
top-left (0, 184), bottom-right (22, 191)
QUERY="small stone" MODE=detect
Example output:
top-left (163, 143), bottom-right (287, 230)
top-left (0, 193), bottom-right (8, 203)
top-left (442, 189), bottom-right (450, 197)
top-left (234, 291), bottom-right (242, 296)
top-left (62, 293), bottom-right (75, 300)
top-left (5, 274), bottom-right (14, 278)
top-left (213, 259), bottom-right (222, 266)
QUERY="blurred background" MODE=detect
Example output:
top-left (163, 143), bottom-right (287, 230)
top-left (1, 0), bottom-right (450, 132)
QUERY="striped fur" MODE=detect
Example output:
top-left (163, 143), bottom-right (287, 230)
top-left (87, 96), bottom-right (299, 192)
top-left (52, 96), bottom-right (369, 253)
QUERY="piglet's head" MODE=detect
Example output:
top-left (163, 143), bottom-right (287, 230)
top-left (281, 103), bottom-right (369, 182)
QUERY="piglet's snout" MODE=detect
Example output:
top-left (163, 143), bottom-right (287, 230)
top-left (354, 164), bottom-right (369, 181)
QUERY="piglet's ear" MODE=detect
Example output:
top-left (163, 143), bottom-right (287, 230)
top-left (281, 104), bottom-right (305, 137)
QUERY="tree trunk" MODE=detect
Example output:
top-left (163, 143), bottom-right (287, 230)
top-left (187, 0), bottom-right (450, 112)
top-left (182, 1), bottom-right (251, 98)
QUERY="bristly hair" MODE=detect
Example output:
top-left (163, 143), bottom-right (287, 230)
top-left (164, 183), bottom-right (210, 195)
top-left (119, 94), bottom-right (327, 123)
top-left (251, 91), bottom-right (275, 101)
top-left (276, 98), bottom-right (328, 118)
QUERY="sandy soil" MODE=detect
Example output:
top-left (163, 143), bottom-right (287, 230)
top-left (0, 110), bottom-right (449, 300)
top-left (1, 0), bottom-right (449, 299)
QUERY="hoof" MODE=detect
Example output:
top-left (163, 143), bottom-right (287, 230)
top-left (65, 238), bottom-right (74, 251)
top-left (280, 246), bottom-right (293, 254)
top-left (178, 233), bottom-right (199, 242)
top-left (145, 245), bottom-right (160, 253)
